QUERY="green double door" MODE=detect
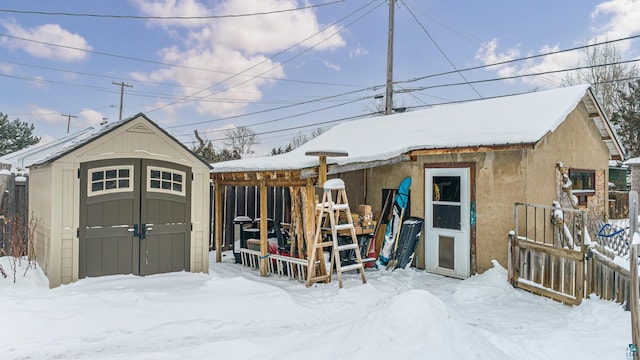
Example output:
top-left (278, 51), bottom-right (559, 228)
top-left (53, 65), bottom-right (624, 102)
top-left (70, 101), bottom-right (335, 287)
top-left (79, 158), bottom-right (191, 278)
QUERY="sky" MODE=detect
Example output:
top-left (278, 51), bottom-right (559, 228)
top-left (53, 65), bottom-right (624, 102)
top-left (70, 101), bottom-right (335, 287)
top-left (0, 251), bottom-right (631, 359)
top-left (1, 0), bottom-right (639, 155)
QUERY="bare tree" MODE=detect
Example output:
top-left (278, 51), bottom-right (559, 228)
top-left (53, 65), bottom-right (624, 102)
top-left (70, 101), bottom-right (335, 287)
top-left (269, 127), bottom-right (327, 155)
top-left (290, 132), bottom-right (309, 148)
top-left (563, 39), bottom-right (639, 117)
top-left (192, 129), bottom-right (240, 163)
top-left (224, 126), bottom-right (258, 155)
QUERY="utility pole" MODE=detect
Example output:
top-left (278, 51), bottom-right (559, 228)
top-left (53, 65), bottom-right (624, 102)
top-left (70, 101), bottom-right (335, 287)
top-left (384, 0), bottom-right (395, 115)
top-left (61, 113), bottom-right (77, 134)
top-left (112, 81), bottom-right (133, 121)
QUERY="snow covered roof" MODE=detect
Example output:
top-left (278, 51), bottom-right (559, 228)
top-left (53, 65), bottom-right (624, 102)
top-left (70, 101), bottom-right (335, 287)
top-left (212, 84), bottom-right (623, 174)
top-left (0, 127), bottom-right (96, 172)
top-left (26, 113), bottom-right (210, 169)
top-left (1, 113), bottom-right (210, 171)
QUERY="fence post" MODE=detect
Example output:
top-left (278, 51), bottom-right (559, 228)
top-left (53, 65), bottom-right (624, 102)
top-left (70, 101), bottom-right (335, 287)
top-left (629, 191), bottom-right (639, 359)
top-left (508, 231), bottom-right (516, 285)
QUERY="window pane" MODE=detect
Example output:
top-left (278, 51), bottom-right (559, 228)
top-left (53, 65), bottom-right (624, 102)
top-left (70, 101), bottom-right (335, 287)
top-left (119, 179), bottom-right (130, 188)
top-left (162, 171), bottom-right (172, 180)
top-left (570, 171), bottom-right (595, 190)
top-left (173, 173), bottom-right (182, 183)
top-left (92, 182), bottom-right (103, 192)
top-left (150, 179), bottom-right (161, 188)
top-left (150, 170), bottom-right (160, 179)
top-left (92, 172), bottom-right (104, 181)
top-left (119, 169), bottom-right (130, 178)
top-left (105, 180), bottom-right (117, 190)
top-left (433, 204), bottom-right (461, 230)
top-left (173, 183), bottom-right (182, 192)
top-left (162, 181), bottom-right (171, 190)
top-left (433, 176), bottom-right (460, 202)
top-left (105, 170), bottom-right (117, 179)
top-left (439, 235), bottom-right (455, 270)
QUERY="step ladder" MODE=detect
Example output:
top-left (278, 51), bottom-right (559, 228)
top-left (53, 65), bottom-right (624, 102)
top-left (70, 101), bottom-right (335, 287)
top-left (306, 178), bottom-right (367, 288)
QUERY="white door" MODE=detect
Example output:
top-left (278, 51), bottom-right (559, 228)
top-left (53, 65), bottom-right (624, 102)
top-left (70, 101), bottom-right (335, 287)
top-left (425, 167), bottom-right (470, 278)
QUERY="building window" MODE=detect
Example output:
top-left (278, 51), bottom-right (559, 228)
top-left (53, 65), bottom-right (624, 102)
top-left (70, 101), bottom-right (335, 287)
top-left (569, 169), bottom-right (595, 206)
top-left (88, 165), bottom-right (134, 196)
top-left (147, 167), bottom-right (185, 196)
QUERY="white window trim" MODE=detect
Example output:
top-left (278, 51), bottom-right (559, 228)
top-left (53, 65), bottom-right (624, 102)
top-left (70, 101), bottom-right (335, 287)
top-left (88, 165), bottom-right (134, 197)
top-left (147, 166), bottom-right (186, 196)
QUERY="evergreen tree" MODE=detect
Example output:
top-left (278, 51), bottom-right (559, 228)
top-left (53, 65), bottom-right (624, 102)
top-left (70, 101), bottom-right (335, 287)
top-left (610, 80), bottom-right (640, 158)
top-left (0, 113), bottom-right (40, 156)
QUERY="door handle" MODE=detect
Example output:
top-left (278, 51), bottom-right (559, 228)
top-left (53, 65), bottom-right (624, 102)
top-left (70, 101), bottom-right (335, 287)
top-left (129, 224), bottom-right (140, 237)
top-left (140, 224), bottom-right (154, 240)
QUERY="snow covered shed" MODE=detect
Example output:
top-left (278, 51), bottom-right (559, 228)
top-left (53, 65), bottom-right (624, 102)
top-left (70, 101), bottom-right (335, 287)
top-left (211, 84), bottom-right (623, 280)
top-left (27, 113), bottom-right (211, 288)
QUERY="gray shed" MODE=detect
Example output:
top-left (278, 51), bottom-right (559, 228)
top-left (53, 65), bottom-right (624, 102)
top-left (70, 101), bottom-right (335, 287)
top-left (28, 113), bottom-right (211, 288)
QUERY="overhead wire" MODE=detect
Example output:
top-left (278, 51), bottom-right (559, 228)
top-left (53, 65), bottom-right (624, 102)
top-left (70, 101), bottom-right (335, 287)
top-left (398, 34), bottom-right (640, 85)
top-left (0, 2), bottom-right (344, 20)
top-left (395, 57), bottom-right (640, 94)
top-left (400, 0), bottom-right (483, 98)
top-left (146, 0), bottom-right (386, 113)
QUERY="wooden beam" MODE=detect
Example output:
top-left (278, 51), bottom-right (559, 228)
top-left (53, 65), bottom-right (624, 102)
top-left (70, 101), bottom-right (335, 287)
top-left (409, 143), bottom-right (535, 156)
top-left (305, 150), bottom-right (348, 186)
top-left (259, 180), bottom-right (268, 277)
top-left (214, 180), bottom-right (223, 263)
top-left (319, 155), bottom-right (327, 186)
top-left (215, 178), bottom-right (308, 187)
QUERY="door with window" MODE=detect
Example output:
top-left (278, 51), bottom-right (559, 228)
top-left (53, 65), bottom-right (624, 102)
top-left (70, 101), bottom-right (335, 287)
top-left (424, 167), bottom-right (470, 278)
top-left (79, 159), bottom-right (191, 278)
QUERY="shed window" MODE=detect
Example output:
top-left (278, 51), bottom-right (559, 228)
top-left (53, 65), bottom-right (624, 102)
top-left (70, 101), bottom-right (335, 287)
top-left (147, 167), bottom-right (185, 196)
top-left (569, 169), bottom-right (595, 206)
top-left (88, 165), bottom-right (134, 196)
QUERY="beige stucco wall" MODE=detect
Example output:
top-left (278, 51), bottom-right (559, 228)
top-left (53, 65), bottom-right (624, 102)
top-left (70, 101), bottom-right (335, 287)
top-left (364, 101), bottom-right (610, 276)
top-left (30, 116), bottom-right (210, 288)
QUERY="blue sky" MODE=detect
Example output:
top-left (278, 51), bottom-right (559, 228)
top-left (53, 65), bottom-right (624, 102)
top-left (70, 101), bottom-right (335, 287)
top-left (1, 0), bottom-right (639, 155)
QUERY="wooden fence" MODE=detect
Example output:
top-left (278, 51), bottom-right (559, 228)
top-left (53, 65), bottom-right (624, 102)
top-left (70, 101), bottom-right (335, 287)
top-left (0, 173), bottom-right (29, 251)
top-left (211, 185), bottom-right (291, 250)
top-left (509, 200), bottom-right (640, 310)
top-left (508, 202), bottom-right (587, 305)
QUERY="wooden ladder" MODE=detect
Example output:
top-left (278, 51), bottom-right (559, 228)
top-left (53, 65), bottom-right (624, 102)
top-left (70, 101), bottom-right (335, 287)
top-left (306, 178), bottom-right (367, 288)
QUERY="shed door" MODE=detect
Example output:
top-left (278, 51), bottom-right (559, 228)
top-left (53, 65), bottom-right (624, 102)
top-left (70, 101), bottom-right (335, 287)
top-left (79, 159), bottom-right (191, 278)
top-left (424, 167), bottom-right (470, 278)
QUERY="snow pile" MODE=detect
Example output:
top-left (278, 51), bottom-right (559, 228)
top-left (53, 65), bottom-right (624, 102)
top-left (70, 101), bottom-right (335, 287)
top-left (0, 252), bottom-right (632, 360)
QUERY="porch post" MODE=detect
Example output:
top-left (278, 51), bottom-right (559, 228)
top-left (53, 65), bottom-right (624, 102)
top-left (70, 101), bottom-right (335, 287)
top-left (214, 180), bottom-right (223, 263)
top-left (260, 180), bottom-right (268, 277)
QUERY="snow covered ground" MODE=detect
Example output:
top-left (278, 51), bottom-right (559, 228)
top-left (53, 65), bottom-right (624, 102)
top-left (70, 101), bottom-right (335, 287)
top-left (0, 252), bottom-right (631, 360)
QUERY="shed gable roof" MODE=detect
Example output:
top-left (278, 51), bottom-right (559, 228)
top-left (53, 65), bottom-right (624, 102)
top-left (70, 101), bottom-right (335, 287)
top-left (28, 113), bottom-right (210, 169)
top-left (212, 84), bottom-right (623, 174)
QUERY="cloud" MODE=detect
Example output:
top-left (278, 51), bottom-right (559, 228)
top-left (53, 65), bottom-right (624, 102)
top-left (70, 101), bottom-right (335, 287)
top-left (475, 39), bottom-right (583, 88)
top-left (591, 0), bottom-right (640, 53)
top-left (475, 0), bottom-right (640, 89)
top-left (27, 105), bottom-right (64, 125)
top-left (349, 46), bottom-right (368, 58)
top-left (321, 59), bottom-right (341, 71)
top-left (0, 19), bottom-right (92, 61)
top-left (129, 0), bottom-right (346, 117)
top-left (129, 0), bottom-right (212, 29)
top-left (79, 108), bottom-right (107, 127)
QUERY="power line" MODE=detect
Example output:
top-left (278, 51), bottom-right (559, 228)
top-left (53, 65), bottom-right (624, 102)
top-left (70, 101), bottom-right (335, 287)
top-left (0, 59), bottom-right (364, 89)
top-left (0, 2), bottom-right (344, 20)
top-left (401, 0), bottom-right (483, 98)
top-left (395, 58), bottom-right (640, 94)
top-left (165, 85), bottom-right (381, 129)
top-left (146, 0), bottom-right (385, 113)
top-left (397, 34), bottom-right (640, 85)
